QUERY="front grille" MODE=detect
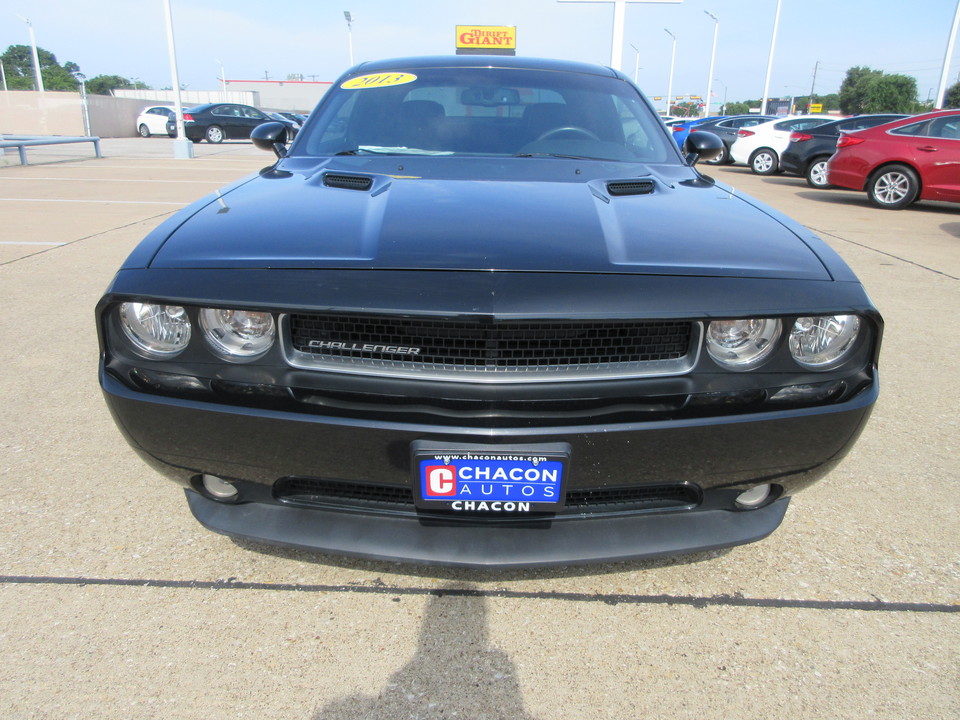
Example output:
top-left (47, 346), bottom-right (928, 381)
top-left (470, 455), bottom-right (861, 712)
top-left (273, 477), bottom-right (700, 516)
top-left (285, 313), bottom-right (697, 381)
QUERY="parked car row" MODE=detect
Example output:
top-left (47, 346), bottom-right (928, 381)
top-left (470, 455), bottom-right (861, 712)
top-left (136, 104), bottom-right (307, 143)
top-left (684, 108), bottom-right (959, 211)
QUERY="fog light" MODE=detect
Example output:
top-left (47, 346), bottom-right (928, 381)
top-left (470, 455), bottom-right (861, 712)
top-left (736, 484), bottom-right (771, 508)
top-left (202, 474), bottom-right (238, 500)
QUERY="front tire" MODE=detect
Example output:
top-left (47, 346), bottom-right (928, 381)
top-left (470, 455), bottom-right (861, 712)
top-left (750, 148), bottom-right (779, 175)
top-left (868, 164), bottom-right (919, 209)
top-left (805, 156), bottom-right (832, 189)
top-left (205, 125), bottom-right (225, 144)
top-left (138, 124), bottom-right (151, 138)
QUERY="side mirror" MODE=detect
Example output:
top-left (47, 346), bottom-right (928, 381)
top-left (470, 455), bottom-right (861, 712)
top-left (251, 122), bottom-right (288, 159)
top-left (682, 130), bottom-right (723, 166)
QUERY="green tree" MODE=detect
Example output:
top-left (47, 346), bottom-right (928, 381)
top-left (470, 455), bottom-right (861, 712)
top-left (85, 74), bottom-right (134, 95)
top-left (0, 44), bottom-right (79, 91)
top-left (724, 101), bottom-right (751, 115)
top-left (839, 66), bottom-right (917, 114)
top-left (862, 74), bottom-right (919, 113)
top-left (945, 82), bottom-right (960, 109)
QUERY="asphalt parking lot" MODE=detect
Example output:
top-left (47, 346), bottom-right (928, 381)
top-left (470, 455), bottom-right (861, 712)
top-left (1, 137), bottom-right (957, 719)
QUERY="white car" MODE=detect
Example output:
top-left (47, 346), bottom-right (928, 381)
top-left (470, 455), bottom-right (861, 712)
top-left (136, 106), bottom-right (175, 138)
top-left (730, 115), bottom-right (836, 175)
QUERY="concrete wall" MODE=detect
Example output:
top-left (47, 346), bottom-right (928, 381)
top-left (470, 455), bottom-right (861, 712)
top-left (113, 89), bottom-right (260, 106)
top-left (0, 91), bottom-right (84, 136)
top-left (1, 91), bottom-right (177, 138)
top-left (87, 95), bottom-right (157, 138)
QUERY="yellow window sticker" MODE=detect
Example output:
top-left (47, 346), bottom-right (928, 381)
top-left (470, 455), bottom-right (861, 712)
top-left (341, 72), bottom-right (417, 90)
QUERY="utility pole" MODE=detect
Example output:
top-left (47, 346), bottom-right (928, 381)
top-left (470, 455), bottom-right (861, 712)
top-left (809, 60), bottom-right (819, 100)
top-left (935, 0), bottom-right (960, 108)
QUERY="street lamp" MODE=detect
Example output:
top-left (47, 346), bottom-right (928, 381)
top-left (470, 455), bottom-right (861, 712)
top-left (17, 16), bottom-right (44, 92)
top-left (761, 0), bottom-right (782, 116)
top-left (344, 11), bottom-right (354, 67)
top-left (163, 0), bottom-right (193, 159)
top-left (664, 28), bottom-right (676, 116)
top-left (216, 59), bottom-right (226, 94)
top-left (630, 43), bottom-right (641, 83)
top-left (704, 10), bottom-right (718, 118)
top-left (73, 71), bottom-right (90, 136)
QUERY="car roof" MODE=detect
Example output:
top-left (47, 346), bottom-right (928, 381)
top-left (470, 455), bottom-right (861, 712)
top-left (346, 55), bottom-right (621, 79)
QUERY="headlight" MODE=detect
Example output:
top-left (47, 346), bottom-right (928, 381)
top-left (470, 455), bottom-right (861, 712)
top-left (119, 302), bottom-right (191, 358)
top-left (199, 308), bottom-right (276, 360)
top-left (706, 318), bottom-right (781, 370)
top-left (789, 315), bottom-right (861, 369)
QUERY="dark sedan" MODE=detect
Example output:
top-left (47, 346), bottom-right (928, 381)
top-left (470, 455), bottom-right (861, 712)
top-left (689, 114), bottom-right (775, 164)
top-left (781, 114), bottom-right (908, 188)
top-left (167, 103), bottom-right (298, 144)
top-left (98, 56), bottom-right (881, 567)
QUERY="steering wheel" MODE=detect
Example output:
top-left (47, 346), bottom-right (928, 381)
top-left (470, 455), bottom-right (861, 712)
top-left (535, 126), bottom-right (600, 142)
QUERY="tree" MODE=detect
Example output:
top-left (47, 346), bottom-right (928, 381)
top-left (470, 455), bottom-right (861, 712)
top-left (85, 74), bottom-right (134, 95)
top-left (945, 82), bottom-right (960, 109)
top-left (0, 44), bottom-right (79, 91)
top-left (839, 66), bottom-right (917, 114)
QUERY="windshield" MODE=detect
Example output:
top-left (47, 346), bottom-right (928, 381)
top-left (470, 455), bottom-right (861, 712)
top-left (295, 67), bottom-right (674, 163)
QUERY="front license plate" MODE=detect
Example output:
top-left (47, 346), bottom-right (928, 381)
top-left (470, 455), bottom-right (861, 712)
top-left (412, 441), bottom-right (569, 513)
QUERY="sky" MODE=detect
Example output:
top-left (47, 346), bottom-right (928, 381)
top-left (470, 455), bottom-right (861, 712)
top-left (2, 0), bottom-right (959, 109)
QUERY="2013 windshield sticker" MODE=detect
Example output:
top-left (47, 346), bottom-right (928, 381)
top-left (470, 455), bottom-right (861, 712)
top-left (341, 72), bottom-right (417, 89)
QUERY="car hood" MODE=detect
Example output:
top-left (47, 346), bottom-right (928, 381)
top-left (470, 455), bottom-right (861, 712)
top-left (149, 158), bottom-right (830, 280)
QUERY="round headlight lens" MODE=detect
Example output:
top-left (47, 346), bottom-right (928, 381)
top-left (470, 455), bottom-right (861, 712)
top-left (199, 308), bottom-right (276, 360)
top-left (706, 318), bottom-right (781, 370)
top-left (119, 302), bottom-right (191, 358)
top-left (789, 315), bottom-right (861, 369)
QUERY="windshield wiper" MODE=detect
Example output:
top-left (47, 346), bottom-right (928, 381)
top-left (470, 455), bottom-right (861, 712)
top-left (513, 152), bottom-right (611, 161)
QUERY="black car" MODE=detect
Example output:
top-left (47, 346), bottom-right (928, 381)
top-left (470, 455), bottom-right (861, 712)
top-left (98, 56), bottom-right (881, 568)
top-left (166, 103), bottom-right (298, 144)
top-left (689, 114), bottom-right (776, 164)
top-left (781, 114), bottom-right (908, 188)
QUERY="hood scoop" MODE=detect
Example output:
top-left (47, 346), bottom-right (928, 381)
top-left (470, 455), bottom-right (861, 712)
top-left (323, 173), bottom-right (374, 191)
top-left (607, 179), bottom-right (655, 197)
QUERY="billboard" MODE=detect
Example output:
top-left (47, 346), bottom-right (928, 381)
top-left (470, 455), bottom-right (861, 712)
top-left (456, 26), bottom-right (517, 55)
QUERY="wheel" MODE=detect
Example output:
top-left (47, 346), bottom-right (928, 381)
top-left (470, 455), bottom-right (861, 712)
top-left (867, 164), bottom-right (919, 209)
top-left (703, 143), bottom-right (728, 165)
top-left (138, 124), bottom-right (151, 138)
top-left (536, 126), bottom-right (600, 142)
top-left (749, 148), bottom-right (779, 175)
top-left (805, 157), bottom-right (832, 189)
top-left (205, 125), bottom-right (225, 144)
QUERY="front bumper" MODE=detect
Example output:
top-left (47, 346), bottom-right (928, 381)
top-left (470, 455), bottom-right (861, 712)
top-left (187, 488), bottom-right (790, 568)
top-left (102, 368), bottom-right (875, 566)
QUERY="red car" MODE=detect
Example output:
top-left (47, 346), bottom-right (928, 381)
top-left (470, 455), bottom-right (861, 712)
top-left (827, 110), bottom-right (960, 209)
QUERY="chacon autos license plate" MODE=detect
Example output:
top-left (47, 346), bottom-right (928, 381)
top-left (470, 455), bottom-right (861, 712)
top-left (412, 441), bottom-right (570, 513)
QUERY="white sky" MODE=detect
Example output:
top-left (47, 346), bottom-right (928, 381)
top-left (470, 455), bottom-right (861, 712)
top-left (2, 0), bottom-right (959, 108)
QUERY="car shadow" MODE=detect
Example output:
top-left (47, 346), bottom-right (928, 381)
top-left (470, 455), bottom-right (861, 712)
top-left (311, 584), bottom-right (539, 720)
top-left (229, 536), bottom-right (731, 581)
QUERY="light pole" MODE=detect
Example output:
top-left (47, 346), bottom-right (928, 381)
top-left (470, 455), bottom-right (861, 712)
top-left (935, 0), bottom-right (960, 108)
top-left (344, 11), bottom-right (354, 67)
top-left (630, 43), bottom-right (641, 83)
top-left (704, 10), bottom-right (718, 118)
top-left (664, 28), bottom-right (676, 116)
top-left (17, 16), bottom-right (44, 92)
top-left (761, 0), bottom-right (782, 116)
top-left (73, 71), bottom-right (90, 136)
top-left (216, 59), bottom-right (226, 94)
top-left (713, 78), bottom-right (727, 115)
top-left (163, 0), bottom-right (193, 159)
